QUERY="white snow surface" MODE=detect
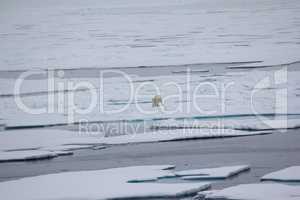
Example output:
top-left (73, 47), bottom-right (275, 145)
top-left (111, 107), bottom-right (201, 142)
top-left (0, 150), bottom-right (58, 162)
top-left (261, 166), bottom-right (300, 182)
top-left (203, 183), bottom-right (300, 200)
top-left (152, 118), bottom-right (300, 131)
top-left (1, 68), bottom-right (300, 129)
top-left (0, 129), bottom-right (101, 161)
top-left (100, 129), bottom-right (269, 145)
top-left (175, 165), bottom-right (250, 179)
top-left (1, 0), bottom-right (300, 71)
top-left (44, 144), bottom-right (95, 151)
top-left (0, 128), bottom-right (268, 162)
top-left (0, 129), bottom-right (101, 151)
top-left (0, 165), bottom-right (211, 200)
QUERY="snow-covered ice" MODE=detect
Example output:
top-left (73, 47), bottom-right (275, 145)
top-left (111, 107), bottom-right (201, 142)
top-left (0, 165), bottom-right (211, 200)
top-left (0, 128), bottom-right (269, 162)
top-left (127, 170), bottom-right (176, 183)
top-left (0, 129), bottom-right (100, 151)
top-left (0, 129), bottom-right (103, 161)
top-left (175, 165), bottom-right (250, 180)
top-left (1, 0), bottom-right (300, 71)
top-left (101, 129), bottom-right (270, 145)
top-left (152, 118), bottom-right (300, 131)
top-left (1, 67), bottom-right (300, 130)
top-left (0, 150), bottom-right (58, 162)
top-left (43, 144), bottom-right (95, 152)
top-left (0, 1), bottom-right (299, 198)
top-left (261, 166), bottom-right (300, 182)
top-left (202, 183), bottom-right (300, 200)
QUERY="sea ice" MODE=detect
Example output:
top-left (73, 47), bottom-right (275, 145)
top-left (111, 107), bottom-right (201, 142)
top-left (0, 165), bottom-right (211, 200)
top-left (261, 166), bottom-right (300, 182)
top-left (0, 150), bottom-right (58, 162)
top-left (0, 128), bottom-right (270, 162)
top-left (152, 118), bottom-right (300, 131)
top-left (1, 68), bottom-right (300, 130)
top-left (202, 183), bottom-right (300, 200)
top-left (43, 144), bottom-right (95, 152)
top-left (1, 0), bottom-right (300, 71)
top-left (0, 129), bottom-right (104, 161)
top-left (101, 129), bottom-right (270, 145)
top-left (0, 129), bottom-right (99, 151)
top-left (175, 165), bottom-right (250, 180)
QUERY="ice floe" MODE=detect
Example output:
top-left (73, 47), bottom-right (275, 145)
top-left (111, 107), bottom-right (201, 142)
top-left (261, 166), bottom-right (300, 182)
top-left (175, 165), bottom-right (250, 180)
top-left (126, 165), bottom-right (176, 183)
top-left (0, 150), bottom-right (58, 162)
top-left (0, 129), bottom-right (104, 161)
top-left (1, 67), bottom-right (300, 130)
top-left (1, 0), bottom-right (300, 71)
top-left (3, 113), bottom-right (68, 129)
top-left (0, 165), bottom-right (211, 200)
top-left (101, 129), bottom-right (270, 145)
top-left (0, 129), bottom-right (100, 152)
top-left (43, 144), bottom-right (95, 152)
top-left (127, 170), bottom-right (176, 183)
top-left (201, 183), bottom-right (300, 200)
top-left (0, 128), bottom-right (269, 162)
top-left (152, 117), bottom-right (300, 131)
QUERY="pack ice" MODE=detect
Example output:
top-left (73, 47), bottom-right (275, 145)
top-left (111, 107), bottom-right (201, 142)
top-left (0, 165), bottom-right (211, 200)
top-left (261, 166), bottom-right (300, 182)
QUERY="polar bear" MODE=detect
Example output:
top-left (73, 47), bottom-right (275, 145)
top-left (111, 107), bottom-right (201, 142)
top-left (152, 95), bottom-right (163, 107)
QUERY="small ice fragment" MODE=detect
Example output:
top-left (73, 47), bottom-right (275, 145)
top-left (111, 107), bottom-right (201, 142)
top-left (176, 165), bottom-right (250, 179)
top-left (261, 166), bottom-right (300, 182)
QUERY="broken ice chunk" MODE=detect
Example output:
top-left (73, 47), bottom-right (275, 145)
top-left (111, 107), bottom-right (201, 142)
top-left (261, 166), bottom-right (300, 182)
top-left (0, 165), bottom-right (211, 200)
top-left (176, 165), bottom-right (250, 180)
top-left (0, 150), bottom-right (58, 162)
top-left (203, 183), bottom-right (300, 200)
